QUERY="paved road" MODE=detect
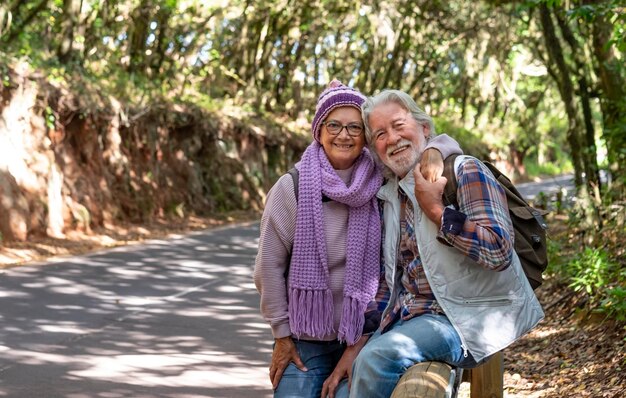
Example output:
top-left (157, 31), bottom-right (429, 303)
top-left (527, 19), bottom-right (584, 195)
top-left (0, 222), bottom-right (272, 398)
top-left (515, 174), bottom-right (575, 202)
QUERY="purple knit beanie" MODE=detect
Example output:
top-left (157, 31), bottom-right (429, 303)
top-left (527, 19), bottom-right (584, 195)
top-left (311, 79), bottom-right (367, 142)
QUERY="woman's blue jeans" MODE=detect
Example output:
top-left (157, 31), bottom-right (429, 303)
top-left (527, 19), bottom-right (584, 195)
top-left (348, 313), bottom-right (479, 398)
top-left (274, 339), bottom-right (349, 398)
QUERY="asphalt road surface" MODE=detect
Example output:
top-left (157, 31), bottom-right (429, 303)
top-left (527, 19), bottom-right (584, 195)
top-left (0, 222), bottom-right (273, 398)
top-left (515, 174), bottom-right (575, 202)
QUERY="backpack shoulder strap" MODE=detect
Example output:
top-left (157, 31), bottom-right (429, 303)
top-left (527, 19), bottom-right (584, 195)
top-left (482, 161), bottom-right (527, 207)
top-left (287, 167), bottom-right (299, 202)
top-left (482, 161), bottom-right (548, 229)
top-left (442, 154), bottom-right (460, 208)
top-left (285, 167), bottom-right (300, 279)
top-left (286, 167), bottom-right (331, 203)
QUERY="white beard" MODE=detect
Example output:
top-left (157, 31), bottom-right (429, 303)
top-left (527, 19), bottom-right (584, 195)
top-left (385, 139), bottom-right (420, 178)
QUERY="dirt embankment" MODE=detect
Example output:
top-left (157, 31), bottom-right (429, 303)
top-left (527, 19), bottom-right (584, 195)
top-left (0, 62), bottom-right (308, 253)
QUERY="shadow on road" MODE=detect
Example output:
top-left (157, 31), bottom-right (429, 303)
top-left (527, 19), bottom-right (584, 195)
top-left (0, 223), bottom-right (273, 398)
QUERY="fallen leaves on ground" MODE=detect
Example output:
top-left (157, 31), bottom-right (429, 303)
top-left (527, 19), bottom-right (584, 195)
top-left (500, 277), bottom-right (626, 398)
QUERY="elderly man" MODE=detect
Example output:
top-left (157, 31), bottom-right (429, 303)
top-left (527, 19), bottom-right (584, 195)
top-left (347, 90), bottom-right (544, 398)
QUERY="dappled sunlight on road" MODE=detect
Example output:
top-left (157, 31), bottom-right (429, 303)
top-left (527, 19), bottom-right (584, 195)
top-left (0, 222), bottom-right (274, 397)
top-left (0, 290), bottom-right (29, 298)
top-left (68, 351), bottom-right (268, 388)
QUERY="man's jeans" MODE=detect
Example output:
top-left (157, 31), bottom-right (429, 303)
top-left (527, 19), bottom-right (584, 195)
top-left (274, 339), bottom-right (348, 398)
top-left (349, 313), bottom-right (479, 398)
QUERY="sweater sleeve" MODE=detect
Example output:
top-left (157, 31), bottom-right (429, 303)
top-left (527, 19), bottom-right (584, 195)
top-left (424, 134), bottom-right (463, 159)
top-left (253, 174), bottom-right (298, 339)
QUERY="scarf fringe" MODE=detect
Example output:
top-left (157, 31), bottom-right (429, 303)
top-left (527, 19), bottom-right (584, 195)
top-left (338, 296), bottom-right (367, 345)
top-left (288, 287), bottom-right (334, 338)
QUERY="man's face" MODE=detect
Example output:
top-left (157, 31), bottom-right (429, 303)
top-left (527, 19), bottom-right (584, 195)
top-left (368, 102), bottom-right (430, 178)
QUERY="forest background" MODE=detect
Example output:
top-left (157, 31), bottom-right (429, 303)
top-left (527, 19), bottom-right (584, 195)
top-left (0, 0), bottom-right (624, 395)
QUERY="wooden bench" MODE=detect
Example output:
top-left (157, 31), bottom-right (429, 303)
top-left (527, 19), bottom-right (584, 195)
top-left (390, 352), bottom-right (504, 398)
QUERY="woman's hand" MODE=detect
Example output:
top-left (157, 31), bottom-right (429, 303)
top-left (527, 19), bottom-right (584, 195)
top-left (270, 336), bottom-right (307, 389)
top-left (420, 148), bottom-right (444, 183)
top-left (413, 163), bottom-right (447, 227)
top-left (320, 336), bottom-right (369, 398)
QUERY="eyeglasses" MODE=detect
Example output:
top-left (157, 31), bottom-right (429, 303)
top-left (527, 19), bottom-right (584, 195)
top-left (322, 120), bottom-right (364, 137)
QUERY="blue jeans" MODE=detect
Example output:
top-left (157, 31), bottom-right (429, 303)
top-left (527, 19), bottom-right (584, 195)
top-left (349, 313), bottom-right (479, 398)
top-left (274, 339), bottom-right (350, 398)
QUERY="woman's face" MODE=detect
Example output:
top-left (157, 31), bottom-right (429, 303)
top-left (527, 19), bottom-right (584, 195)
top-left (319, 106), bottom-right (365, 170)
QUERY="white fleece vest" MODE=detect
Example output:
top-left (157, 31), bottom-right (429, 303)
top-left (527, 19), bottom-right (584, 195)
top-left (378, 156), bottom-right (544, 362)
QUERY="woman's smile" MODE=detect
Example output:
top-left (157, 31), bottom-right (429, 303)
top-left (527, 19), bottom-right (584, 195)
top-left (334, 142), bottom-right (355, 150)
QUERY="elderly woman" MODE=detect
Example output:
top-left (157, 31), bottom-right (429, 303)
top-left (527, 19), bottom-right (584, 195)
top-left (254, 80), bottom-right (462, 398)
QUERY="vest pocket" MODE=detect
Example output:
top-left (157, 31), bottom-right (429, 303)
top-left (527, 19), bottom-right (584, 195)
top-left (462, 296), bottom-right (513, 306)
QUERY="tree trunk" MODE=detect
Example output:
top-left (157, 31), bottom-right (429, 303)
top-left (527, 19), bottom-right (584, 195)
top-left (538, 3), bottom-right (585, 189)
top-left (555, 11), bottom-right (601, 192)
top-left (127, 0), bottom-right (151, 73)
top-left (57, 0), bottom-right (82, 63)
top-left (381, 22), bottom-right (408, 89)
top-left (150, 4), bottom-right (173, 75)
top-left (590, 8), bottom-right (626, 182)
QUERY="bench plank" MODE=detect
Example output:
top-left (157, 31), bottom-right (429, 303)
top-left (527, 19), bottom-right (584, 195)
top-left (391, 351), bottom-right (504, 398)
top-left (390, 361), bottom-right (455, 398)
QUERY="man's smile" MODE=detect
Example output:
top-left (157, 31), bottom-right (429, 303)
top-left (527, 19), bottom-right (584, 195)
top-left (388, 143), bottom-right (411, 157)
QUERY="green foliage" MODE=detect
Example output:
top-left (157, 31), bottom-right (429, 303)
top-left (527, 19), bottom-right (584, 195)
top-left (44, 106), bottom-right (56, 130)
top-left (525, 144), bottom-right (574, 178)
top-left (525, 160), bottom-right (571, 177)
top-left (546, 237), bottom-right (564, 275)
top-left (602, 284), bottom-right (626, 322)
top-left (434, 119), bottom-right (491, 159)
top-left (542, 146), bottom-right (626, 323)
top-left (0, 0), bottom-right (619, 179)
top-left (551, 242), bottom-right (626, 322)
top-left (567, 0), bottom-right (626, 51)
top-left (165, 202), bottom-right (186, 218)
top-left (568, 248), bottom-right (615, 296)
top-left (553, 172), bottom-right (626, 322)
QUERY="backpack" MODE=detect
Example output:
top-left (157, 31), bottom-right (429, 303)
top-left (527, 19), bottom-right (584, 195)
top-left (442, 155), bottom-right (549, 290)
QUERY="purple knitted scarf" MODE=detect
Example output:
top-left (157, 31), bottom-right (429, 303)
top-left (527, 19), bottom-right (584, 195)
top-left (289, 142), bottom-right (383, 345)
